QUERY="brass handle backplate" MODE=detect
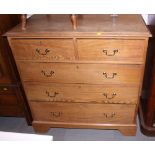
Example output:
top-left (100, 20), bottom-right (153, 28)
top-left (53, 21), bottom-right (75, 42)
top-left (46, 91), bottom-right (59, 98)
top-left (102, 49), bottom-right (118, 56)
top-left (103, 72), bottom-right (117, 79)
top-left (103, 112), bottom-right (116, 118)
top-left (36, 48), bottom-right (50, 55)
top-left (103, 93), bottom-right (116, 99)
top-left (50, 112), bottom-right (62, 118)
top-left (0, 87), bottom-right (8, 91)
top-left (41, 70), bottom-right (54, 77)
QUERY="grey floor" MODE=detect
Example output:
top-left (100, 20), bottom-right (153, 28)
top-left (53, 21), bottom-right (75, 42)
top-left (0, 117), bottom-right (155, 141)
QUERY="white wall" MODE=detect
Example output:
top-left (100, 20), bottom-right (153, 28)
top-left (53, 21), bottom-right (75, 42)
top-left (27, 14), bottom-right (155, 25)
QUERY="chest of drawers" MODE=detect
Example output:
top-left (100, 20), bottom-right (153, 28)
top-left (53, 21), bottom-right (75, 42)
top-left (6, 14), bottom-right (151, 136)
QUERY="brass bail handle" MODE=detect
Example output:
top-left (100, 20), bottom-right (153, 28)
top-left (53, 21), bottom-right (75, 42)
top-left (50, 112), bottom-right (62, 118)
top-left (103, 72), bottom-right (117, 79)
top-left (102, 49), bottom-right (118, 56)
top-left (41, 70), bottom-right (54, 77)
top-left (103, 112), bottom-right (116, 118)
top-left (36, 48), bottom-right (50, 55)
top-left (103, 93), bottom-right (116, 99)
top-left (46, 91), bottom-right (59, 98)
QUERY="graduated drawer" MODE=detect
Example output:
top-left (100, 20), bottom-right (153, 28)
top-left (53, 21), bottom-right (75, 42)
top-left (18, 62), bottom-right (142, 85)
top-left (77, 39), bottom-right (146, 63)
top-left (30, 102), bottom-right (136, 124)
top-left (10, 39), bottom-right (75, 61)
top-left (24, 83), bottom-right (139, 104)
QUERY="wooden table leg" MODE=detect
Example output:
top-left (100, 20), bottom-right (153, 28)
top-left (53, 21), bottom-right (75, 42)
top-left (21, 14), bottom-right (27, 30)
top-left (71, 14), bottom-right (77, 30)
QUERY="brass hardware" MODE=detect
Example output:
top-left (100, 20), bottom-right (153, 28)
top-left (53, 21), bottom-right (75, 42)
top-left (102, 49), bottom-right (118, 56)
top-left (103, 72), bottom-right (117, 79)
top-left (3, 87), bottom-right (8, 91)
top-left (36, 48), bottom-right (50, 55)
top-left (41, 70), bottom-right (54, 77)
top-left (50, 112), bottom-right (62, 118)
top-left (46, 91), bottom-right (59, 98)
top-left (0, 87), bottom-right (8, 91)
top-left (103, 112), bottom-right (116, 118)
top-left (103, 93), bottom-right (116, 99)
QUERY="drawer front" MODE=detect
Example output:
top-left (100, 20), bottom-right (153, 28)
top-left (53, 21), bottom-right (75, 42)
top-left (77, 39), bottom-right (146, 63)
top-left (18, 62), bottom-right (142, 85)
top-left (24, 83), bottom-right (139, 104)
top-left (30, 102), bottom-right (136, 124)
top-left (10, 39), bottom-right (75, 61)
top-left (0, 85), bottom-right (24, 116)
top-left (0, 94), bottom-right (19, 106)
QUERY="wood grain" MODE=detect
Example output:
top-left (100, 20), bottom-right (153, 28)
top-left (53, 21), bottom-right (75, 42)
top-left (17, 62), bottom-right (143, 85)
top-left (24, 82), bottom-right (139, 104)
top-left (77, 39), bottom-right (146, 63)
top-left (6, 14), bottom-right (150, 135)
top-left (32, 121), bottom-right (136, 136)
top-left (0, 85), bottom-right (24, 116)
top-left (5, 15), bottom-right (151, 37)
top-left (10, 39), bottom-right (75, 61)
top-left (29, 101), bottom-right (136, 124)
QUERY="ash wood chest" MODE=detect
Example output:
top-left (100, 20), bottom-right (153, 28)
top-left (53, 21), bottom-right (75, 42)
top-left (6, 15), bottom-right (151, 136)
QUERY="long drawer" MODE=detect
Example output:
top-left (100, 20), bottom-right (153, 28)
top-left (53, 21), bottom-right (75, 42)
top-left (24, 82), bottom-right (139, 104)
top-left (30, 102), bottom-right (136, 124)
top-left (77, 39), bottom-right (146, 63)
top-left (10, 39), bottom-right (75, 61)
top-left (18, 62), bottom-right (142, 85)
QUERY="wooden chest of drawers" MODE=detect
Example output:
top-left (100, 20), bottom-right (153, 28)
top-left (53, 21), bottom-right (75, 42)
top-left (6, 14), bottom-right (151, 136)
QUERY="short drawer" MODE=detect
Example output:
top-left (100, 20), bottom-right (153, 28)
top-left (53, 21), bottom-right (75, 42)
top-left (30, 102), bottom-right (136, 124)
top-left (18, 62), bottom-right (142, 85)
top-left (10, 39), bottom-right (75, 61)
top-left (24, 83), bottom-right (139, 104)
top-left (77, 39), bottom-right (146, 63)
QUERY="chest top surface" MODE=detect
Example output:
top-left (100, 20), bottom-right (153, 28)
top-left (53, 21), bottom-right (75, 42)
top-left (5, 14), bottom-right (151, 38)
